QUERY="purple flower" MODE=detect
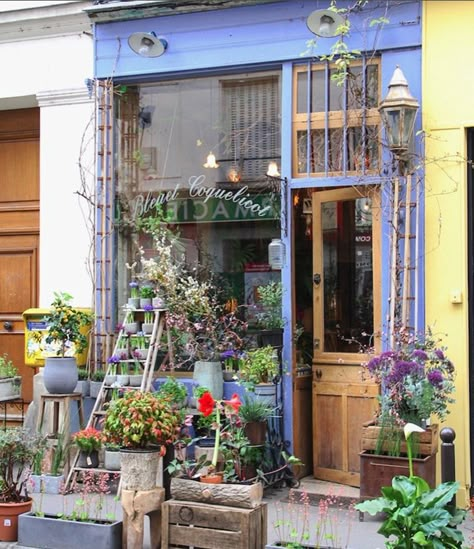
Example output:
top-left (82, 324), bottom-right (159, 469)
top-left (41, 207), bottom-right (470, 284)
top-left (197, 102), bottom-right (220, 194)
top-left (143, 304), bottom-right (154, 312)
top-left (427, 369), bottom-right (444, 386)
top-left (366, 357), bottom-right (380, 373)
top-left (108, 354), bottom-right (120, 364)
top-left (386, 360), bottom-right (421, 384)
top-left (129, 281), bottom-right (138, 288)
top-left (221, 350), bottom-right (236, 360)
top-left (412, 349), bottom-right (428, 361)
top-left (434, 349), bottom-right (445, 360)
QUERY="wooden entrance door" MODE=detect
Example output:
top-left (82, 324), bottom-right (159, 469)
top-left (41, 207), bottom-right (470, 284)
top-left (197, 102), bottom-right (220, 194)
top-left (0, 109), bottom-right (40, 403)
top-left (312, 187), bottom-right (380, 487)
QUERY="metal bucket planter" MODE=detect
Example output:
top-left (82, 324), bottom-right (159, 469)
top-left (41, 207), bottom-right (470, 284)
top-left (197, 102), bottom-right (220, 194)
top-left (18, 513), bottom-right (122, 549)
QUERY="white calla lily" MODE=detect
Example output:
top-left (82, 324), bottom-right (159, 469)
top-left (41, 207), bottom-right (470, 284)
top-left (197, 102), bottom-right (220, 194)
top-left (403, 422), bottom-right (425, 440)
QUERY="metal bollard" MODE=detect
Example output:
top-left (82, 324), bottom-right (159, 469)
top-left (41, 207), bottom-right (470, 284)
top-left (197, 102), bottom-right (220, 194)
top-left (440, 427), bottom-right (456, 510)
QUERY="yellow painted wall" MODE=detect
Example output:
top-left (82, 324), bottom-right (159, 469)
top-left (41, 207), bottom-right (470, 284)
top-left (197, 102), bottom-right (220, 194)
top-left (423, 1), bottom-right (474, 507)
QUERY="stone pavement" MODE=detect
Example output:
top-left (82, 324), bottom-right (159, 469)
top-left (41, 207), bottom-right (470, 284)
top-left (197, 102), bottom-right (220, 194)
top-left (2, 477), bottom-right (473, 548)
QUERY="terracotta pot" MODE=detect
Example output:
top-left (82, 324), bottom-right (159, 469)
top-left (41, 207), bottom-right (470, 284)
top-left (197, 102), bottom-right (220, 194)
top-left (0, 499), bottom-right (32, 541)
top-left (200, 472), bottom-right (224, 484)
top-left (244, 421), bottom-right (267, 446)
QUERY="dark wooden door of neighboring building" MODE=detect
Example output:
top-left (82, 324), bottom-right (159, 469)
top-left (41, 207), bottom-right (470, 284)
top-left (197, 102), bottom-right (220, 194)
top-left (0, 108), bottom-right (40, 403)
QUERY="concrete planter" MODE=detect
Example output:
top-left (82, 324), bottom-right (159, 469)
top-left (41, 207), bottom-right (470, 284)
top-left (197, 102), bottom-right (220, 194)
top-left (0, 376), bottom-right (21, 401)
top-left (30, 474), bottom-right (65, 494)
top-left (43, 357), bottom-right (78, 394)
top-left (90, 381), bottom-right (102, 399)
top-left (74, 380), bottom-right (89, 397)
top-left (18, 513), bottom-right (122, 549)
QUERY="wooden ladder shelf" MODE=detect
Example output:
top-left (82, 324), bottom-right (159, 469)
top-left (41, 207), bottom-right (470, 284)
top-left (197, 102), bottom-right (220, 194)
top-left (64, 307), bottom-right (171, 492)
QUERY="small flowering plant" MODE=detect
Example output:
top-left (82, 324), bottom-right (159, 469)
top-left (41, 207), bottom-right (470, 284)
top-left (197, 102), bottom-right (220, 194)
top-left (107, 354), bottom-right (120, 375)
top-left (72, 427), bottom-right (102, 454)
top-left (129, 281), bottom-right (139, 298)
top-left (143, 304), bottom-right (154, 324)
top-left (363, 328), bottom-right (456, 427)
top-left (197, 391), bottom-right (242, 473)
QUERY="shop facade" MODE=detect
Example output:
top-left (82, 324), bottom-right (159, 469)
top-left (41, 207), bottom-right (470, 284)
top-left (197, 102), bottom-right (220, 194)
top-left (88, 0), bottom-right (423, 485)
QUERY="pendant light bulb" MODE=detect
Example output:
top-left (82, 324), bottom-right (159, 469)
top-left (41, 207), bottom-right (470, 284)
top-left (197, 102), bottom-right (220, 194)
top-left (266, 161), bottom-right (280, 177)
top-left (204, 152), bottom-right (219, 168)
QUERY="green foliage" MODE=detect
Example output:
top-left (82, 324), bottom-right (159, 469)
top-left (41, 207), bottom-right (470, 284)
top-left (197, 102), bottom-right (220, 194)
top-left (43, 291), bottom-right (93, 357)
top-left (239, 346), bottom-right (279, 386)
top-left (91, 369), bottom-right (105, 382)
top-left (155, 377), bottom-right (188, 407)
top-left (0, 354), bottom-right (18, 379)
top-left (256, 281), bottom-right (284, 329)
top-left (0, 428), bottom-right (47, 502)
top-left (139, 285), bottom-right (155, 299)
top-left (238, 397), bottom-right (272, 423)
top-left (355, 476), bottom-right (466, 548)
top-left (77, 368), bottom-right (89, 381)
top-left (102, 390), bottom-right (183, 449)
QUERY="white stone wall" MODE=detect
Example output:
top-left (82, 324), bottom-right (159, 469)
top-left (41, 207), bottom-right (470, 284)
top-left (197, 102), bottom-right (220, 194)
top-left (0, 1), bottom-right (95, 307)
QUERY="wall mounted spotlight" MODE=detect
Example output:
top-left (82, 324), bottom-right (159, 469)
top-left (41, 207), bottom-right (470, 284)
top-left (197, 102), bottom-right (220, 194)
top-left (306, 9), bottom-right (344, 37)
top-left (128, 31), bottom-right (168, 58)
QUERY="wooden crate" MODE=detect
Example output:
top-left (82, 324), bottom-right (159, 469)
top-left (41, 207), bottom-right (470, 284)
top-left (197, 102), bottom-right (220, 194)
top-left (361, 422), bottom-right (438, 456)
top-left (162, 499), bottom-right (267, 549)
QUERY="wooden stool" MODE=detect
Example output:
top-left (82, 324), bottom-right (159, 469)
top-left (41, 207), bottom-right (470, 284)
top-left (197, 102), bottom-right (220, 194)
top-left (36, 393), bottom-right (85, 436)
top-left (122, 487), bottom-right (165, 549)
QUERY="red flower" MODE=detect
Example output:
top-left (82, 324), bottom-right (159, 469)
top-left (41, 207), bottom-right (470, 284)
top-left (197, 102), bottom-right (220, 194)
top-left (225, 393), bottom-right (242, 413)
top-left (198, 391), bottom-right (216, 417)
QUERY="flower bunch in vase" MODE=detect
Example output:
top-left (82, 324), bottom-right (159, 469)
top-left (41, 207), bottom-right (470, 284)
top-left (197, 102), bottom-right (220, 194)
top-left (143, 305), bottom-right (154, 324)
top-left (72, 427), bottom-right (102, 468)
top-left (363, 327), bottom-right (456, 456)
top-left (129, 281), bottom-right (139, 299)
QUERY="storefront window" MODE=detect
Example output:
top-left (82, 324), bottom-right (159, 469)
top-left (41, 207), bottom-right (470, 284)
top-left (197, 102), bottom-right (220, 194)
top-left (114, 71), bottom-right (282, 343)
top-left (293, 60), bottom-right (381, 177)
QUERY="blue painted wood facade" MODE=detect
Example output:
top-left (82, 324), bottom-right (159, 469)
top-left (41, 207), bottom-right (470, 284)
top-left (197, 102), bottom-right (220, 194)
top-left (91, 0), bottom-right (422, 452)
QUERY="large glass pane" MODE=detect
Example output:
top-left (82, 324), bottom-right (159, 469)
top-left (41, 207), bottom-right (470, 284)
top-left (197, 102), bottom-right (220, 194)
top-left (115, 71), bottom-right (282, 358)
top-left (296, 71), bottom-right (308, 113)
top-left (322, 198), bottom-right (373, 352)
top-left (311, 69), bottom-right (326, 112)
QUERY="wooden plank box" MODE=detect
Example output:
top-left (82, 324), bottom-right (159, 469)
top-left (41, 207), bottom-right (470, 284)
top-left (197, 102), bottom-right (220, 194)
top-left (161, 499), bottom-right (267, 549)
top-left (361, 422), bottom-right (438, 456)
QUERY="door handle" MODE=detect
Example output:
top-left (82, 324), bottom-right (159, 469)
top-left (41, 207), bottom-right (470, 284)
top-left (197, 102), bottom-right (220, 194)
top-left (314, 369), bottom-right (322, 380)
top-left (313, 273), bottom-right (321, 286)
top-left (3, 322), bottom-right (12, 331)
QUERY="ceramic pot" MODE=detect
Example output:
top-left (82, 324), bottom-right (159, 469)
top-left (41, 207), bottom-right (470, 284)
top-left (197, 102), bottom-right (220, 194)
top-left (142, 323), bottom-right (154, 334)
top-left (0, 499), bottom-right (33, 541)
top-left (139, 298), bottom-right (152, 308)
top-left (77, 450), bottom-right (99, 468)
top-left (193, 361), bottom-right (223, 400)
top-left (123, 322), bottom-right (139, 335)
top-left (43, 357), bottom-right (78, 394)
top-left (128, 375), bottom-right (143, 387)
top-left (128, 297), bottom-right (140, 309)
top-left (104, 449), bottom-right (121, 471)
top-left (116, 374), bottom-right (129, 386)
top-left (200, 472), bottom-right (224, 484)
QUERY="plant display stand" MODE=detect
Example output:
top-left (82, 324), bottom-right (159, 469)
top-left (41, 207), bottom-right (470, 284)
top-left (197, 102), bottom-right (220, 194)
top-left (122, 487), bottom-right (165, 549)
top-left (64, 307), bottom-right (172, 492)
top-left (161, 499), bottom-right (267, 549)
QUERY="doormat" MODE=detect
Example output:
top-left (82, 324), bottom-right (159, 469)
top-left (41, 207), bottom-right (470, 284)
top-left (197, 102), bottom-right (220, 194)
top-left (279, 490), bottom-right (359, 509)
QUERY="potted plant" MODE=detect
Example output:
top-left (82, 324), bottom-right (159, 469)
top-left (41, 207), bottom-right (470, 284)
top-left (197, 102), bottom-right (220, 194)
top-left (0, 427), bottom-right (46, 541)
top-left (105, 355), bottom-right (119, 386)
top-left (128, 359), bottom-right (142, 387)
top-left (142, 304), bottom-right (155, 334)
top-left (0, 354), bottom-right (21, 401)
top-left (72, 427), bottom-right (102, 468)
top-left (42, 291), bottom-right (93, 395)
top-left (255, 280), bottom-right (284, 349)
top-left (238, 345), bottom-right (279, 405)
top-left (128, 280), bottom-right (140, 308)
top-left (30, 431), bottom-right (67, 495)
top-left (74, 367), bottom-right (89, 397)
top-left (139, 285), bottom-right (155, 308)
top-left (359, 328), bottom-right (456, 498)
top-left (238, 397), bottom-right (272, 446)
top-left (102, 390), bottom-right (183, 491)
top-left (155, 376), bottom-right (188, 408)
top-left (90, 369), bottom-right (105, 399)
top-left (356, 423), bottom-right (466, 547)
